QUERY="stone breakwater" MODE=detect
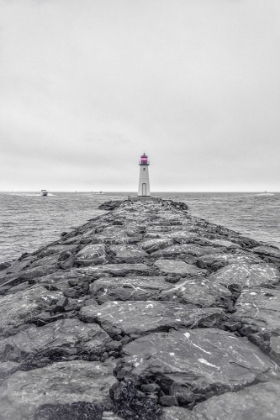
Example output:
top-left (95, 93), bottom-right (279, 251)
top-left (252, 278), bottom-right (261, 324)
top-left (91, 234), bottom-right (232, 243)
top-left (1, 199), bottom-right (280, 419)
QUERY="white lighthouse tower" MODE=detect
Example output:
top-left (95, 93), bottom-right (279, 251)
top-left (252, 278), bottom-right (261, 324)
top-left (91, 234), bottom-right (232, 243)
top-left (138, 153), bottom-right (151, 197)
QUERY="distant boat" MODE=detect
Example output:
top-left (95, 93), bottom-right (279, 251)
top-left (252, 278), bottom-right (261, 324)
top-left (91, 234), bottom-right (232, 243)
top-left (92, 191), bottom-right (105, 195)
top-left (41, 190), bottom-right (48, 196)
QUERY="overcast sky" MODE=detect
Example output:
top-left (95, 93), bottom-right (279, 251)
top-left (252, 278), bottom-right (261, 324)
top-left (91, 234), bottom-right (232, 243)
top-left (1, 0), bottom-right (280, 192)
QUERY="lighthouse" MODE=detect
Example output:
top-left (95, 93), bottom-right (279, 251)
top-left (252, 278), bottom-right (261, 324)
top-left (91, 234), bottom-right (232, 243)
top-left (138, 153), bottom-right (151, 197)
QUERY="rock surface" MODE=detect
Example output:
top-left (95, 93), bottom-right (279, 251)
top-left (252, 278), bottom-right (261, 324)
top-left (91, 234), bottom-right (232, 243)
top-left (0, 360), bottom-right (117, 420)
top-left (1, 198), bottom-right (280, 419)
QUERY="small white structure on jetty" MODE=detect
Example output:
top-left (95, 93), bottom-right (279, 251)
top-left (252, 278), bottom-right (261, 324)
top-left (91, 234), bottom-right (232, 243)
top-left (138, 153), bottom-right (151, 197)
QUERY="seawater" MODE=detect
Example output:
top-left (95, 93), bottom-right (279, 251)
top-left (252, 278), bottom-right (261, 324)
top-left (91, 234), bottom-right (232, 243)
top-left (0, 192), bottom-right (279, 264)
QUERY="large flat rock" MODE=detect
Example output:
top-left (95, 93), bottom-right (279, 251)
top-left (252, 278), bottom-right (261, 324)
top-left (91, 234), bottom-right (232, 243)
top-left (197, 253), bottom-right (264, 270)
top-left (209, 263), bottom-right (280, 289)
top-left (154, 259), bottom-right (206, 276)
top-left (91, 276), bottom-right (170, 303)
top-left (166, 231), bottom-right (213, 246)
top-left (80, 301), bottom-right (225, 337)
top-left (76, 263), bottom-right (153, 278)
top-left (152, 244), bottom-right (215, 258)
top-left (142, 238), bottom-right (174, 253)
top-left (0, 360), bottom-right (117, 420)
top-left (122, 328), bottom-right (276, 403)
top-left (235, 287), bottom-right (280, 363)
top-left (207, 238), bottom-right (241, 249)
top-left (0, 318), bottom-right (110, 366)
top-left (174, 381), bottom-right (280, 420)
top-left (0, 285), bottom-right (63, 337)
top-left (109, 245), bottom-right (148, 263)
top-left (75, 244), bottom-right (106, 266)
top-left (252, 245), bottom-right (280, 259)
top-left (159, 278), bottom-right (233, 309)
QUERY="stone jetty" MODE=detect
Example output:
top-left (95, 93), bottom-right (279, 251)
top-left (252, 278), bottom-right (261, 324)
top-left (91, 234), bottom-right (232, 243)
top-left (1, 198), bottom-right (280, 420)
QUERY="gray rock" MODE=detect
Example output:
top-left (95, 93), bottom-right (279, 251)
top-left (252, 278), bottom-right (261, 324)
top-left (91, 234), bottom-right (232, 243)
top-left (252, 245), bottom-right (280, 259)
top-left (0, 361), bottom-right (20, 381)
top-left (210, 263), bottom-right (280, 289)
top-left (122, 328), bottom-right (277, 403)
top-left (159, 278), bottom-right (233, 309)
top-left (28, 253), bottom-right (60, 269)
top-left (166, 231), bottom-right (213, 246)
top-left (91, 276), bottom-right (170, 302)
top-left (77, 263), bottom-right (153, 278)
top-left (235, 287), bottom-right (280, 363)
top-left (75, 244), bottom-right (106, 266)
top-left (0, 360), bottom-right (117, 420)
top-left (161, 406), bottom-right (192, 420)
top-left (152, 244), bottom-right (215, 258)
top-left (0, 318), bottom-right (110, 364)
top-left (154, 259), bottom-right (206, 276)
top-left (208, 238), bottom-right (241, 249)
top-left (187, 381), bottom-right (280, 420)
top-left (197, 253), bottom-right (264, 269)
top-left (5, 257), bottom-right (33, 275)
top-left (80, 301), bottom-right (224, 337)
top-left (142, 238), bottom-right (174, 253)
top-left (110, 245), bottom-right (148, 262)
top-left (35, 269), bottom-right (81, 291)
top-left (0, 285), bottom-right (63, 337)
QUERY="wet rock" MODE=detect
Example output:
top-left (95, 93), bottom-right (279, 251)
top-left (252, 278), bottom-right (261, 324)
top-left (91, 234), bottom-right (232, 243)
top-left (185, 381), bottom-right (280, 420)
top-left (0, 318), bottom-right (110, 366)
top-left (166, 231), bottom-right (213, 246)
top-left (57, 250), bottom-right (75, 270)
top-left (122, 328), bottom-right (277, 403)
top-left (77, 263), bottom-right (153, 278)
top-left (0, 285), bottom-right (63, 337)
top-left (110, 379), bottom-right (162, 420)
top-left (252, 245), bottom-right (280, 259)
top-left (0, 261), bottom-right (11, 271)
top-left (99, 200), bottom-right (123, 210)
top-left (75, 244), bottom-right (106, 266)
top-left (197, 253), bottom-right (264, 271)
top-left (5, 257), bottom-right (33, 275)
top-left (63, 287), bottom-right (84, 298)
top-left (210, 263), bottom-right (280, 289)
top-left (28, 253), bottom-right (60, 269)
top-left (0, 360), bottom-right (117, 420)
top-left (7, 283), bottom-right (30, 294)
top-left (34, 402), bottom-right (104, 420)
top-left (152, 244), bottom-right (215, 258)
top-left (155, 259), bottom-right (206, 277)
top-left (110, 245), bottom-right (148, 263)
top-left (208, 238), bottom-right (241, 249)
top-left (142, 238), bottom-right (174, 253)
top-left (91, 276), bottom-right (170, 302)
top-left (34, 270), bottom-right (81, 293)
top-left (234, 287), bottom-right (280, 363)
top-left (80, 301), bottom-right (224, 337)
top-left (159, 278), bottom-right (233, 310)
top-left (161, 406), bottom-right (193, 420)
top-left (15, 265), bottom-right (57, 282)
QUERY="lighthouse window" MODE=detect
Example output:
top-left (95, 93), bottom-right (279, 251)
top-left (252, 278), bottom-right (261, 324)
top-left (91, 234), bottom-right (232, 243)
top-left (143, 168), bottom-right (146, 171)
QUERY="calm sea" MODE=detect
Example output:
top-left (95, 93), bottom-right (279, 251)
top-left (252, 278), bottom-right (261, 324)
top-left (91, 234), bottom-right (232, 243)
top-left (0, 192), bottom-right (279, 264)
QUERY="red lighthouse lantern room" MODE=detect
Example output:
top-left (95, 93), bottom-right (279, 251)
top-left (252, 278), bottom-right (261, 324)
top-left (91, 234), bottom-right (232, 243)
top-left (140, 153), bottom-right (149, 165)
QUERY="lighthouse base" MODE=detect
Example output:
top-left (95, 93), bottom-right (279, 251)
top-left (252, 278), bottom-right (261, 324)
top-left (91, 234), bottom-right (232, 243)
top-left (128, 196), bottom-right (161, 203)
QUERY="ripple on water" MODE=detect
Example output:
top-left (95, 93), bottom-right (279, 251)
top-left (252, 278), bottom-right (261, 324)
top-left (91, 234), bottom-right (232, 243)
top-left (1, 192), bottom-right (280, 263)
